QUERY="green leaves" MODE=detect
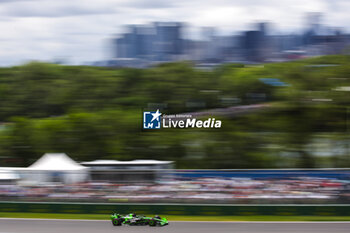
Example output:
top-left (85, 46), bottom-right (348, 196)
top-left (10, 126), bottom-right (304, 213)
top-left (0, 56), bottom-right (349, 168)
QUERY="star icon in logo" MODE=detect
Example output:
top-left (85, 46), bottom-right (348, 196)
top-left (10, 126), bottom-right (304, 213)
top-left (151, 109), bottom-right (161, 122)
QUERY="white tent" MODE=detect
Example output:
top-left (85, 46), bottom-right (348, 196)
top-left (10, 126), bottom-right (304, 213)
top-left (26, 153), bottom-right (89, 184)
top-left (0, 169), bottom-right (19, 184)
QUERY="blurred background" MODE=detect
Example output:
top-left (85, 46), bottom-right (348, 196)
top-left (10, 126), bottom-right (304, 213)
top-left (0, 0), bottom-right (350, 212)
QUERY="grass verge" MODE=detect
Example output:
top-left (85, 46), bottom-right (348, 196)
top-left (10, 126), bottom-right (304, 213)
top-left (0, 212), bottom-right (350, 221)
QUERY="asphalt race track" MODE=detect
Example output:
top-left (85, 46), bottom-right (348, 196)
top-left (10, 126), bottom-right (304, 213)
top-left (0, 219), bottom-right (350, 233)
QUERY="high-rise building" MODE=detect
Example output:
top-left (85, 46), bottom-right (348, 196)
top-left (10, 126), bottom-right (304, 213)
top-left (153, 22), bottom-right (183, 61)
top-left (115, 22), bottom-right (184, 62)
top-left (115, 25), bottom-right (154, 59)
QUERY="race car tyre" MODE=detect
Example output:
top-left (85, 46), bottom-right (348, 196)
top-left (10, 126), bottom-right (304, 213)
top-left (112, 219), bottom-right (122, 226)
top-left (149, 219), bottom-right (157, 227)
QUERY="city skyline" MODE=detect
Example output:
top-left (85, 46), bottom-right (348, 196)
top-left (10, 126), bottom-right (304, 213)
top-left (109, 18), bottom-right (348, 68)
top-left (0, 0), bottom-right (350, 66)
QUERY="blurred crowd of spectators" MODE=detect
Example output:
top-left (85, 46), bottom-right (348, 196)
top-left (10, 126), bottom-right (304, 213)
top-left (0, 176), bottom-right (349, 204)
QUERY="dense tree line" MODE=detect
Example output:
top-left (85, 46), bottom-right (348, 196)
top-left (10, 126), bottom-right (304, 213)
top-left (0, 56), bottom-right (349, 168)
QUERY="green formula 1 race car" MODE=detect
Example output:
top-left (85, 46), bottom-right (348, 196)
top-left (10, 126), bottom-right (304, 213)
top-left (110, 213), bottom-right (168, 227)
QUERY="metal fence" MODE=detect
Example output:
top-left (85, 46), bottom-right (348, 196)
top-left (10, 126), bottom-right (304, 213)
top-left (1, 201), bottom-right (350, 216)
top-left (0, 169), bottom-right (350, 204)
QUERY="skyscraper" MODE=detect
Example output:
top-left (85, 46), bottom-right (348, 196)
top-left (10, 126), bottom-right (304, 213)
top-left (153, 22), bottom-right (183, 61)
top-left (115, 22), bottom-right (184, 62)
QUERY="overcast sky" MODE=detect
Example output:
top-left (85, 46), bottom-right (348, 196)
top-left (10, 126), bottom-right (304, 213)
top-left (0, 0), bottom-right (349, 66)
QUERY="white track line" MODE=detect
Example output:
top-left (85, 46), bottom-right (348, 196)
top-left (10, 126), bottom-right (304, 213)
top-left (0, 218), bottom-right (349, 223)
